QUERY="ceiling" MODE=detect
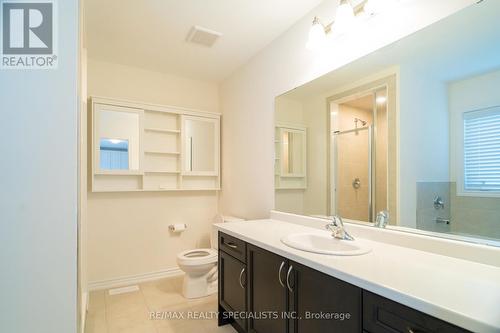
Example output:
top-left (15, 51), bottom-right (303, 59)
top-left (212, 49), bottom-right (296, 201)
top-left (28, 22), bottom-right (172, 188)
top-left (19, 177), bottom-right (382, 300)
top-left (84, 0), bottom-right (324, 83)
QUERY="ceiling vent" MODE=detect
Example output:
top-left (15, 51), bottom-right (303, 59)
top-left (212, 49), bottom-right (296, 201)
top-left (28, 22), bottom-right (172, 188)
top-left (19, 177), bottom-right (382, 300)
top-left (186, 26), bottom-right (222, 47)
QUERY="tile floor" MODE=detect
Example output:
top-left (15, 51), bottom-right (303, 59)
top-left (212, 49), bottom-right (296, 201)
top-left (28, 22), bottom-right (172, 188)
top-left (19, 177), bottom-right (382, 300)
top-left (84, 275), bottom-right (237, 333)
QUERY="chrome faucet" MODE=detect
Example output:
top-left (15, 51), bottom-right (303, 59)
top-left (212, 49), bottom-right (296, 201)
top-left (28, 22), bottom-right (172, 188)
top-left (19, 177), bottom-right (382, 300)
top-left (374, 210), bottom-right (389, 228)
top-left (325, 215), bottom-right (354, 241)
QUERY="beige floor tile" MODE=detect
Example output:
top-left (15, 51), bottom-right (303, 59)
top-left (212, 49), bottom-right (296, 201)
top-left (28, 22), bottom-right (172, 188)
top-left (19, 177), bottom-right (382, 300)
top-left (186, 293), bottom-right (217, 308)
top-left (85, 310), bottom-right (108, 333)
top-left (141, 277), bottom-right (188, 310)
top-left (150, 301), bottom-right (193, 327)
top-left (105, 290), bottom-right (149, 320)
top-left (106, 308), bottom-right (156, 333)
top-left (155, 319), bottom-right (206, 333)
top-left (86, 276), bottom-right (228, 333)
top-left (88, 290), bottom-right (106, 314)
top-left (201, 319), bottom-right (237, 333)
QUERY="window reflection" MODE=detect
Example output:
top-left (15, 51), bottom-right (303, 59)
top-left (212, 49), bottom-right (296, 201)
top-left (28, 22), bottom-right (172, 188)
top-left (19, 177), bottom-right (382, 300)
top-left (100, 138), bottom-right (129, 170)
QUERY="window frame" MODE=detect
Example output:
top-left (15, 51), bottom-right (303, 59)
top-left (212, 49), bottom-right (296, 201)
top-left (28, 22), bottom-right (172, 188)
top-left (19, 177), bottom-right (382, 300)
top-left (456, 106), bottom-right (500, 198)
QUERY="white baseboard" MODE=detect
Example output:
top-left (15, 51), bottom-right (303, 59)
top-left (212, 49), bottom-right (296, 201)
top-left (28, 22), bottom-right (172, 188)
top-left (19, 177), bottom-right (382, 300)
top-left (88, 267), bottom-right (184, 291)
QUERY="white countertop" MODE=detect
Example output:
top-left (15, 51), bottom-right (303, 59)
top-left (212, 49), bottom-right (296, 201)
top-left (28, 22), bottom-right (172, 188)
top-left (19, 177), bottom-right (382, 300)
top-left (214, 219), bottom-right (500, 333)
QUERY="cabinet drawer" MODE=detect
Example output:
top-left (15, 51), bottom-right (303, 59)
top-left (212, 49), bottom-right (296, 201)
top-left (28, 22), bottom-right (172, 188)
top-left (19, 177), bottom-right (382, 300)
top-left (363, 291), bottom-right (469, 333)
top-left (219, 232), bottom-right (246, 262)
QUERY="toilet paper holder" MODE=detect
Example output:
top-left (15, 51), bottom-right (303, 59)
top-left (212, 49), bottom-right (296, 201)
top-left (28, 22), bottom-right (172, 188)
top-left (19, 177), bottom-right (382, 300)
top-left (169, 224), bottom-right (187, 232)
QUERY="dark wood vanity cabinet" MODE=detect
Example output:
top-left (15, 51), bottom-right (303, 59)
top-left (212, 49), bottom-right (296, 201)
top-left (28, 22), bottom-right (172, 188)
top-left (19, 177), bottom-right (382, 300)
top-left (247, 244), bottom-right (289, 333)
top-left (246, 244), bottom-right (362, 333)
top-left (219, 233), bottom-right (248, 332)
top-left (363, 291), bottom-right (470, 333)
top-left (218, 232), bottom-right (470, 333)
top-left (290, 262), bottom-right (362, 333)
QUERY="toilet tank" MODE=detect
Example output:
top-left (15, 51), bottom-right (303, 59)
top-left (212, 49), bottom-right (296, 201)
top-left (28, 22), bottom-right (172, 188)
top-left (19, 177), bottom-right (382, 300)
top-left (211, 215), bottom-right (244, 249)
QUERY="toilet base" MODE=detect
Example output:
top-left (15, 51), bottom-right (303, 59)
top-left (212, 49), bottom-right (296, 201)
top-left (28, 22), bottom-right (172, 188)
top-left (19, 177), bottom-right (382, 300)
top-left (181, 273), bottom-right (218, 299)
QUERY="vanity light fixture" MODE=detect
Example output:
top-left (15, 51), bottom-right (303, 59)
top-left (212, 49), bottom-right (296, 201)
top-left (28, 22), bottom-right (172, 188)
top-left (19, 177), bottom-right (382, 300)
top-left (307, 0), bottom-right (399, 50)
top-left (335, 0), bottom-right (356, 34)
top-left (306, 0), bottom-right (356, 50)
top-left (364, 0), bottom-right (394, 16)
top-left (306, 16), bottom-right (330, 50)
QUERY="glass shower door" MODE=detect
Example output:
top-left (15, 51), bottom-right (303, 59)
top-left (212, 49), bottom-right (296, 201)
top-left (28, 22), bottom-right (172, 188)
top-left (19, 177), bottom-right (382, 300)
top-left (332, 127), bottom-right (372, 222)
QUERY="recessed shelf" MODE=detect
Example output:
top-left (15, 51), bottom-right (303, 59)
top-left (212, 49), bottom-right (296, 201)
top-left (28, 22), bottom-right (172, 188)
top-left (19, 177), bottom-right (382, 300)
top-left (144, 127), bottom-right (180, 134)
top-left (144, 150), bottom-right (181, 155)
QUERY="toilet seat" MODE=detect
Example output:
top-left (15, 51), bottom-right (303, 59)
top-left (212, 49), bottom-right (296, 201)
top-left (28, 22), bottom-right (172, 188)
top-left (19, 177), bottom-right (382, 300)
top-left (177, 248), bottom-right (217, 266)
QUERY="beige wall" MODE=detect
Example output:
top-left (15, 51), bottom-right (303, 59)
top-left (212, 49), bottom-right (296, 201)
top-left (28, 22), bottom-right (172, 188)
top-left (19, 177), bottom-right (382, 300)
top-left (220, 0), bottom-right (474, 220)
top-left (86, 59), bottom-right (219, 283)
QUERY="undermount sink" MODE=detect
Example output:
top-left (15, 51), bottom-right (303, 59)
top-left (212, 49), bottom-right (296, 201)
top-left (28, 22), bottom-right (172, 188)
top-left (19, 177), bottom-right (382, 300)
top-left (281, 232), bottom-right (371, 256)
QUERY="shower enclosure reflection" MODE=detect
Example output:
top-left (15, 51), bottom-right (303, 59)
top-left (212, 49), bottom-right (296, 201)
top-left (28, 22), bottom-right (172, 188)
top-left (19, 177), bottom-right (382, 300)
top-left (330, 90), bottom-right (388, 222)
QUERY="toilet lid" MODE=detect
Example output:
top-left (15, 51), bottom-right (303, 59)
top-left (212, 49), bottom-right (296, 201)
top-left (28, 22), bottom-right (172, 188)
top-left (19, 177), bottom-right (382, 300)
top-left (177, 248), bottom-right (217, 265)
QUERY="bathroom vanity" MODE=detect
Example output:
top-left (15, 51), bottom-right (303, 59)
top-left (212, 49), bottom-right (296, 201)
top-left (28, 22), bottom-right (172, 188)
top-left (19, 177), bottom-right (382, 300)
top-left (216, 214), bottom-right (500, 333)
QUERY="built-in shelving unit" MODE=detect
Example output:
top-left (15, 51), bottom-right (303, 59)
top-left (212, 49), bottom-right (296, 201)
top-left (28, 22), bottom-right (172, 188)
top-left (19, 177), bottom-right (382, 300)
top-left (91, 97), bottom-right (220, 192)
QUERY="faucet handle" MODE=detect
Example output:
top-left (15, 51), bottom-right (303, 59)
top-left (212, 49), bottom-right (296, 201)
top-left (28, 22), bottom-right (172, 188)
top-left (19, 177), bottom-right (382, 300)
top-left (331, 215), bottom-right (344, 227)
top-left (375, 210), bottom-right (389, 228)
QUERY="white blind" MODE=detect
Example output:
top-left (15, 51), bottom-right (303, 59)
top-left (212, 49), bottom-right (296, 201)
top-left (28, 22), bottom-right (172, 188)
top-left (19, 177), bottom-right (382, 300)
top-left (463, 107), bottom-right (500, 192)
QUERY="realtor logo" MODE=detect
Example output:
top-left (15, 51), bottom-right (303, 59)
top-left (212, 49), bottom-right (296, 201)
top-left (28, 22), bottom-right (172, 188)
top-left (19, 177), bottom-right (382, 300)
top-left (1, 0), bottom-right (57, 69)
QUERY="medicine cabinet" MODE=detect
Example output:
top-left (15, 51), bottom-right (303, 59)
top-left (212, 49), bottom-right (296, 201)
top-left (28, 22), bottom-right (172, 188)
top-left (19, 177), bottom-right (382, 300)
top-left (275, 124), bottom-right (307, 190)
top-left (91, 97), bottom-right (220, 192)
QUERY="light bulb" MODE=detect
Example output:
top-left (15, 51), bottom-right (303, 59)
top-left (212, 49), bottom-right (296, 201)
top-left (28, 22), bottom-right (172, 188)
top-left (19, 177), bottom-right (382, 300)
top-left (334, 0), bottom-right (355, 36)
top-left (376, 96), bottom-right (387, 104)
top-left (306, 17), bottom-right (326, 51)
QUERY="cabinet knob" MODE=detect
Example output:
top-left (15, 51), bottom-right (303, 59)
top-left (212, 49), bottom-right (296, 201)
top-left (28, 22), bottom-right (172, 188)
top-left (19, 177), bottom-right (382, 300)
top-left (278, 261), bottom-right (286, 288)
top-left (239, 268), bottom-right (246, 289)
top-left (286, 265), bottom-right (294, 292)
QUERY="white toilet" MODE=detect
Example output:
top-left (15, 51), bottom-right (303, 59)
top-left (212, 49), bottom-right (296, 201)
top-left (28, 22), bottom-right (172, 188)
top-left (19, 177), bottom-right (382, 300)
top-left (176, 215), bottom-right (244, 299)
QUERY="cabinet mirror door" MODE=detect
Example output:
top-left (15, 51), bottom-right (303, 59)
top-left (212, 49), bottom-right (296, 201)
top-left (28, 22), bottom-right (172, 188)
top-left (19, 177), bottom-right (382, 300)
top-left (181, 115), bottom-right (220, 175)
top-left (280, 128), bottom-right (306, 177)
top-left (93, 104), bottom-right (143, 174)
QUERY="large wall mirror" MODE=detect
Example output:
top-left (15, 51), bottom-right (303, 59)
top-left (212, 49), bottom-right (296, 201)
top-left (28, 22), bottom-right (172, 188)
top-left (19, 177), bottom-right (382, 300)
top-left (274, 1), bottom-right (500, 244)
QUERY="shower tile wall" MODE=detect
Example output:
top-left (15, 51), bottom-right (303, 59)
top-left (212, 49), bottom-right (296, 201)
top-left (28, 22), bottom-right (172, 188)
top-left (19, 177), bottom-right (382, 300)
top-left (336, 104), bottom-right (373, 221)
top-left (450, 183), bottom-right (500, 240)
top-left (416, 182), bottom-right (451, 233)
top-left (416, 182), bottom-right (500, 240)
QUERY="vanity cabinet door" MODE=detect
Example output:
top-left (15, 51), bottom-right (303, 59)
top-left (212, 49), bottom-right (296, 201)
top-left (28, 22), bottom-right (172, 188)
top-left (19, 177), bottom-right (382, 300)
top-left (363, 291), bottom-right (470, 333)
top-left (219, 251), bottom-right (247, 332)
top-left (288, 262), bottom-right (362, 333)
top-left (247, 244), bottom-right (289, 333)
